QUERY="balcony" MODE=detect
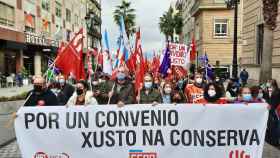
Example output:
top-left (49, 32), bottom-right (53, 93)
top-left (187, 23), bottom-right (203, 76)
top-left (191, 0), bottom-right (227, 16)
top-left (88, 10), bottom-right (102, 25)
top-left (89, 0), bottom-right (101, 10)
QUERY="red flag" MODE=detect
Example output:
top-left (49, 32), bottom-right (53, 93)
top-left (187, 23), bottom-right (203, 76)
top-left (25, 13), bottom-right (34, 27)
top-left (55, 28), bottom-right (85, 80)
top-left (190, 37), bottom-right (196, 61)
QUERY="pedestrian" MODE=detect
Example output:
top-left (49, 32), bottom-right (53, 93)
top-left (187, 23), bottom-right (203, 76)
top-left (263, 79), bottom-right (280, 147)
top-left (67, 80), bottom-right (98, 106)
top-left (56, 75), bottom-right (75, 104)
top-left (184, 72), bottom-right (204, 103)
top-left (24, 76), bottom-right (58, 106)
top-left (239, 69), bottom-right (249, 86)
top-left (136, 73), bottom-right (162, 105)
top-left (214, 76), bottom-right (225, 96)
top-left (194, 83), bottom-right (226, 104)
top-left (108, 66), bottom-right (135, 106)
top-left (225, 80), bottom-right (239, 103)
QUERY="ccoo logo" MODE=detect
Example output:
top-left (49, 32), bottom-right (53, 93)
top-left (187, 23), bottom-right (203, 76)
top-left (34, 152), bottom-right (48, 158)
top-left (229, 150), bottom-right (251, 158)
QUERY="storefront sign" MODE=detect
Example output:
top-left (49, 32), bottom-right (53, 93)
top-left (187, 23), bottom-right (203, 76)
top-left (25, 33), bottom-right (59, 48)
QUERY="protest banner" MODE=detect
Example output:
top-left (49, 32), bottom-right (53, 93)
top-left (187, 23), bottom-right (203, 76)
top-left (168, 43), bottom-right (189, 67)
top-left (15, 104), bottom-right (268, 158)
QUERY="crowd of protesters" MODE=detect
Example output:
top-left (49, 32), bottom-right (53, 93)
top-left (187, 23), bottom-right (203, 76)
top-left (23, 66), bottom-right (280, 147)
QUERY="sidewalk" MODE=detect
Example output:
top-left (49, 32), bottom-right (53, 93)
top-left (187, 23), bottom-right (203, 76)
top-left (0, 85), bottom-right (32, 98)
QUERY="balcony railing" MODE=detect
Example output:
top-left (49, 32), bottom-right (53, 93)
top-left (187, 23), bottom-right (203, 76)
top-left (191, 0), bottom-right (227, 16)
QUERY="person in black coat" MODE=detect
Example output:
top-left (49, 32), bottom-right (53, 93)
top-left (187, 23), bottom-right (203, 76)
top-left (24, 76), bottom-right (58, 106)
top-left (263, 79), bottom-right (280, 147)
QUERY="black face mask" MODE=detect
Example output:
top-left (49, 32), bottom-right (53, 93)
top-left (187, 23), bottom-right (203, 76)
top-left (76, 89), bottom-right (84, 95)
top-left (34, 85), bottom-right (43, 93)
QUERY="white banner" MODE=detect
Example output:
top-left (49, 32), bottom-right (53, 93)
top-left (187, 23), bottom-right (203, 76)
top-left (169, 43), bottom-right (189, 66)
top-left (15, 104), bottom-right (268, 158)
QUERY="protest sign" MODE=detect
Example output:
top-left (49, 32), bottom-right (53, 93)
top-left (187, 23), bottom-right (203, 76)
top-left (169, 43), bottom-right (189, 67)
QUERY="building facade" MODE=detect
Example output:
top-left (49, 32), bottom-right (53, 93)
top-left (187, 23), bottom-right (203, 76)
top-left (178, 0), bottom-right (243, 74)
top-left (241, 1), bottom-right (280, 82)
top-left (176, 0), bottom-right (195, 45)
top-left (0, 0), bottom-right (101, 77)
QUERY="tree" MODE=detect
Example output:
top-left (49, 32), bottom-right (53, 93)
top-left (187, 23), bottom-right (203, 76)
top-left (260, 0), bottom-right (279, 83)
top-left (113, 0), bottom-right (136, 39)
top-left (159, 7), bottom-right (183, 42)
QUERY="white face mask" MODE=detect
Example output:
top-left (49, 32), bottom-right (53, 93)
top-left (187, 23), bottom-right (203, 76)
top-left (208, 90), bottom-right (216, 97)
top-left (92, 81), bottom-right (98, 86)
top-left (196, 78), bottom-right (203, 84)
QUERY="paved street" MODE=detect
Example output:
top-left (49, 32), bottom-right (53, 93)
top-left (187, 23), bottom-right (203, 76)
top-left (0, 85), bottom-right (32, 98)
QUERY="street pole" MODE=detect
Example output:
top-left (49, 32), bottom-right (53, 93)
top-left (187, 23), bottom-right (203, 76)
top-left (232, 0), bottom-right (238, 79)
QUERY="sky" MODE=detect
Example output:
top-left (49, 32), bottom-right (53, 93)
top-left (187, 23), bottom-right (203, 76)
top-left (101, 0), bottom-right (176, 57)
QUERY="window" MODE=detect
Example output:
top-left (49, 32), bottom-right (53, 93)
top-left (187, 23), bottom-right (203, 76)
top-left (42, 19), bottom-right (51, 35)
top-left (24, 12), bottom-right (35, 33)
top-left (42, 0), bottom-right (50, 11)
top-left (66, 30), bottom-right (71, 41)
top-left (74, 14), bottom-right (79, 26)
top-left (0, 2), bottom-right (15, 27)
top-left (195, 23), bottom-right (200, 40)
top-left (55, 1), bottom-right (62, 17)
top-left (215, 0), bottom-right (225, 3)
top-left (66, 9), bottom-right (71, 22)
top-left (214, 19), bottom-right (228, 37)
top-left (256, 24), bottom-right (264, 64)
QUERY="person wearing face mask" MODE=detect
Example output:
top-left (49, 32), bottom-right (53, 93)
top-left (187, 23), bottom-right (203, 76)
top-left (194, 83), bottom-right (226, 104)
top-left (236, 87), bottom-right (254, 103)
top-left (173, 78), bottom-right (187, 103)
top-left (56, 75), bottom-right (75, 105)
top-left (137, 73), bottom-right (162, 104)
top-left (225, 80), bottom-right (238, 103)
top-left (250, 86), bottom-right (264, 103)
top-left (184, 73), bottom-right (204, 103)
top-left (108, 67), bottom-right (135, 106)
top-left (161, 82), bottom-right (173, 104)
top-left (24, 76), bottom-right (58, 106)
top-left (93, 73), bottom-right (114, 105)
top-left (263, 79), bottom-right (280, 147)
top-left (67, 80), bottom-right (98, 106)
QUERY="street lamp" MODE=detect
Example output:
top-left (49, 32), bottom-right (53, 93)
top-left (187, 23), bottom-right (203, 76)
top-left (224, 0), bottom-right (239, 79)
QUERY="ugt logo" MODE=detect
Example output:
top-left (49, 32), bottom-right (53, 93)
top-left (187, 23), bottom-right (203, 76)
top-left (129, 150), bottom-right (157, 158)
top-left (229, 150), bottom-right (251, 158)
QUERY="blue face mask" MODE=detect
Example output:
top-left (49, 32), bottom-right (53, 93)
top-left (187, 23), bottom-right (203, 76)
top-left (242, 94), bottom-right (252, 102)
top-left (117, 73), bottom-right (126, 81)
top-left (144, 82), bottom-right (153, 89)
top-left (178, 80), bottom-right (184, 88)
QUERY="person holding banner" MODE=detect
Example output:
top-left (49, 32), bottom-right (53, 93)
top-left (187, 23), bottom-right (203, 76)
top-left (194, 83), bottom-right (226, 104)
top-left (67, 80), bottom-right (98, 106)
top-left (24, 76), bottom-right (58, 106)
top-left (108, 66), bottom-right (135, 106)
top-left (184, 72), bottom-right (204, 103)
top-left (136, 73), bottom-right (162, 104)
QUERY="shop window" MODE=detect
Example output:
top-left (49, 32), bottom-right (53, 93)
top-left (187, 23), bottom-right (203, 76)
top-left (0, 2), bottom-right (15, 27)
top-left (214, 19), bottom-right (228, 37)
top-left (55, 1), bottom-right (62, 17)
top-left (24, 12), bottom-right (35, 33)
